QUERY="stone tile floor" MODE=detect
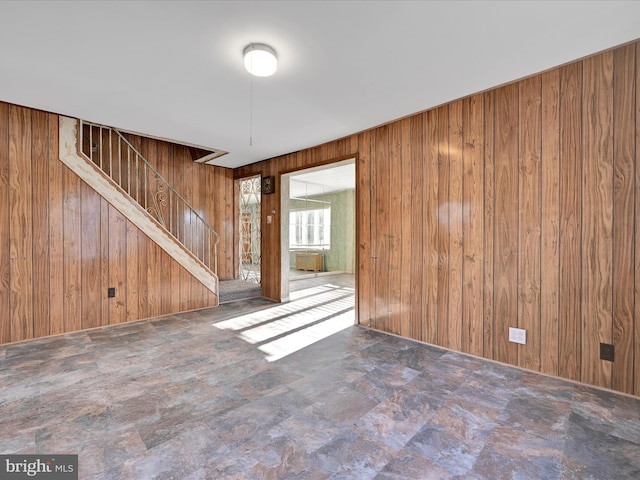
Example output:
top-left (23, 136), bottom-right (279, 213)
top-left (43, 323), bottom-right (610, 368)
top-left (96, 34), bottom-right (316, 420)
top-left (1, 276), bottom-right (639, 479)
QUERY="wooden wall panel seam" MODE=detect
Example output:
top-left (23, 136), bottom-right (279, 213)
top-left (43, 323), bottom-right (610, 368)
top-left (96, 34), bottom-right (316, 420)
top-left (635, 41), bottom-right (640, 396)
top-left (448, 101), bottom-right (463, 352)
top-left (483, 91), bottom-right (496, 360)
top-left (540, 69), bottom-right (561, 377)
top-left (9, 105), bottom-right (35, 342)
top-left (581, 52), bottom-right (614, 389)
top-left (389, 121), bottom-right (402, 335)
top-left (423, 110), bottom-right (438, 345)
top-left (0, 103), bottom-right (10, 343)
top-left (32, 111), bottom-right (50, 338)
top-left (558, 62), bottom-right (583, 381)
top-left (399, 118), bottom-right (412, 338)
top-left (410, 117), bottom-right (424, 341)
top-left (611, 44), bottom-right (636, 393)
top-left (518, 76), bottom-right (542, 371)
top-left (461, 99), bottom-right (467, 353)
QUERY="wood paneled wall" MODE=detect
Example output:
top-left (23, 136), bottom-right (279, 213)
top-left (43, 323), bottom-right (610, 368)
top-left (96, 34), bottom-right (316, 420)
top-left (0, 102), bottom-right (234, 345)
top-left (236, 39), bottom-right (640, 396)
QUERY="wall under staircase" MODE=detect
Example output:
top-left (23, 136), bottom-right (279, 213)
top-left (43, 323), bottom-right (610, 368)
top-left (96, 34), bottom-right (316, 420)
top-left (0, 102), bottom-right (234, 345)
top-left (60, 116), bottom-right (219, 301)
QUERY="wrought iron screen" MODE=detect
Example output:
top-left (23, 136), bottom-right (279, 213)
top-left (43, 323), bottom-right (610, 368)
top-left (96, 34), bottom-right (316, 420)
top-left (239, 176), bottom-right (261, 284)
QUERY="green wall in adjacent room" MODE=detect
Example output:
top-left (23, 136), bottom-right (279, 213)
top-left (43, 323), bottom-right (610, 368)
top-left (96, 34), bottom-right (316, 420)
top-left (289, 189), bottom-right (355, 273)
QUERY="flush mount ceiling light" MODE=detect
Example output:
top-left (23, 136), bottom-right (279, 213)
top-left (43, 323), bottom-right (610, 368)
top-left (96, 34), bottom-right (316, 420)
top-left (243, 43), bottom-right (277, 77)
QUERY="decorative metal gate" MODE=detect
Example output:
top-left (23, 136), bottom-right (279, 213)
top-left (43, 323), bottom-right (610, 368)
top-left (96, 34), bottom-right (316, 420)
top-left (239, 176), bottom-right (261, 283)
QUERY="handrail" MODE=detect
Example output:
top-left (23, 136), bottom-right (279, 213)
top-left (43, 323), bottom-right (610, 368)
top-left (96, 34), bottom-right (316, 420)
top-left (80, 120), bottom-right (220, 275)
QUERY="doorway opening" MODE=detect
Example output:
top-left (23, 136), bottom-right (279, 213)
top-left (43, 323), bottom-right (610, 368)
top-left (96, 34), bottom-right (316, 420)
top-left (219, 175), bottom-right (262, 304)
top-left (239, 175), bottom-right (262, 284)
top-left (280, 159), bottom-right (356, 306)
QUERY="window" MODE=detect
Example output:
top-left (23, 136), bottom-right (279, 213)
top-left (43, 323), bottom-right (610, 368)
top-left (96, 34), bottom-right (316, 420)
top-left (289, 205), bottom-right (331, 249)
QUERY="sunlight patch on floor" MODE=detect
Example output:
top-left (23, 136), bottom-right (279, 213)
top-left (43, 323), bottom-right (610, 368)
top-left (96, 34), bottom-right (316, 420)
top-left (239, 295), bottom-right (354, 344)
top-left (213, 283), bottom-right (355, 362)
top-left (288, 284), bottom-right (345, 301)
top-left (214, 285), bottom-right (350, 331)
top-left (259, 309), bottom-right (354, 362)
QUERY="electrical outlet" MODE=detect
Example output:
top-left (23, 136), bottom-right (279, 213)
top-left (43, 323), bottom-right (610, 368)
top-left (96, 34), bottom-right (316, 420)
top-left (600, 343), bottom-right (614, 362)
top-left (509, 327), bottom-right (526, 345)
top-left (108, 287), bottom-right (116, 298)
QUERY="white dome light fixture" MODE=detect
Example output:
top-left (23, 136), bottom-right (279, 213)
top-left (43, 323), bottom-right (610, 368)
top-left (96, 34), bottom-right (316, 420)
top-left (244, 43), bottom-right (277, 77)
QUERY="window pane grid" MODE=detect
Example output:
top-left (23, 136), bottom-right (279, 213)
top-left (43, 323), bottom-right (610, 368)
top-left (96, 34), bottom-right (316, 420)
top-left (290, 207), bottom-right (330, 249)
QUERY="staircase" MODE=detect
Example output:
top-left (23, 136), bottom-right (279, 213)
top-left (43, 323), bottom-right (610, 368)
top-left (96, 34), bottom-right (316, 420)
top-left (58, 116), bottom-right (219, 301)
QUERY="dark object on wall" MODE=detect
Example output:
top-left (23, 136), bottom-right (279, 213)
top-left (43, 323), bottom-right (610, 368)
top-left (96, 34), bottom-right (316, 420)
top-left (600, 343), bottom-right (615, 362)
top-left (261, 176), bottom-right (275, 194)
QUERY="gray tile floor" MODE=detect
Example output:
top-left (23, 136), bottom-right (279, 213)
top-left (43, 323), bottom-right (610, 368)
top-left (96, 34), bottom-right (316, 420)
top-left (1, 274), bottom-right (639, 479)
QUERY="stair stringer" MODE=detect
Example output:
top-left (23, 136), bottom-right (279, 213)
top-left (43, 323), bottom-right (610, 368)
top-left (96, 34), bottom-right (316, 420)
top-left (59, 115), bottom-right (219, 305)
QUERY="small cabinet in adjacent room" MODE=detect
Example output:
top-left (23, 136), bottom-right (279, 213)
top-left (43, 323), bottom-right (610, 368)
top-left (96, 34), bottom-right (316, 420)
top-left (295, 253), bottom-right (324, 272)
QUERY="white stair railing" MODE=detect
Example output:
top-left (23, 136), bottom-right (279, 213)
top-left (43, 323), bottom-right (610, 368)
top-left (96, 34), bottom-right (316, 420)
top-left (80, 120), bottom-right (219, 276)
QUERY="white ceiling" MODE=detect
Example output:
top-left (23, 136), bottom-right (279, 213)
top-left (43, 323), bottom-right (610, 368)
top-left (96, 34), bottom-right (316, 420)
top-left (1, 1), bottom-right (640, 169)
top-left (290, 162), bottom-right (355, 198)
